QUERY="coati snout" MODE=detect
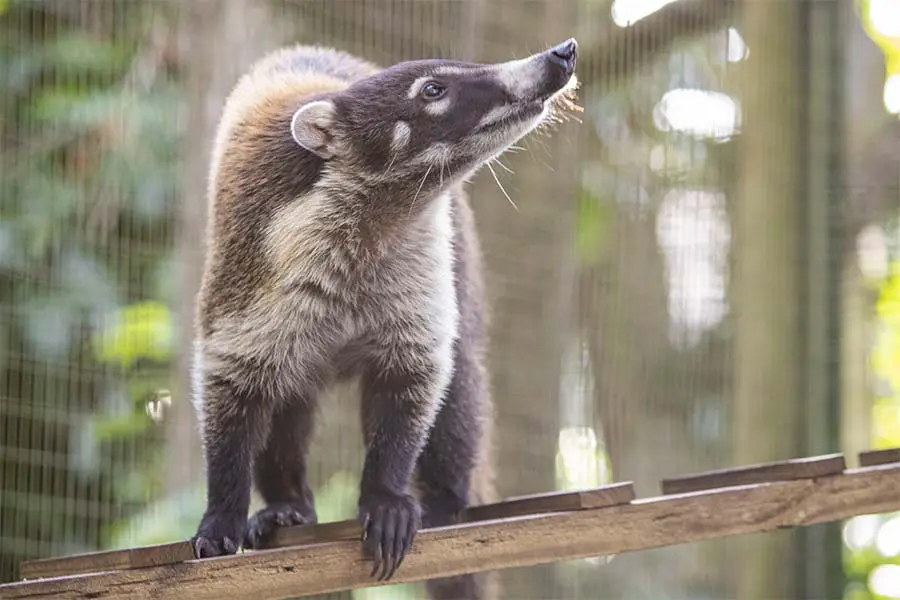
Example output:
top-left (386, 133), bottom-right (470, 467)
top-left (191, 40), bottom-right (580, 598)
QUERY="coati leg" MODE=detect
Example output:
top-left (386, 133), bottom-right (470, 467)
top-left (192, 374), bottom-right (275, 558)
top-left (416, 338), bottom-right (495, 600)
top-left (358, 353), bottom-right (448, 582)
top-left (243, 398), bottom-right (318, 549)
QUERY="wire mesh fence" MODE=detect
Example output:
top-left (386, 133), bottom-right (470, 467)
top-left (1, 0), bottom-right (897, 599)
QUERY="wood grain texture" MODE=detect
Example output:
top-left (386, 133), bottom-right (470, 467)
top-left (660, 453), bottom-right (846, 495)
top-left (19, 483), bottom-right (636, 575)
top-left (19, 481), bottom-right (635, 568)
top-left (270, 485), bottom-right (637, 548)
top-left (464, 481), bottom-right (636, 521)
top-left (3, 463), bottom-right (897, 600)
top-left (18, 542), bottom-right (196, 581)
top-left (859, 448), bottom-right (900, 467)
top-left (266, 519), bottom-right (361, 549)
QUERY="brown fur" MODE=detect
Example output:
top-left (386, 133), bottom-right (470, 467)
top-left (190, 40), bottom-right (578, 600)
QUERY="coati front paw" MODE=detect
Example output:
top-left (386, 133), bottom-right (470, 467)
top-left (358, 489), bottom-right (422, 581)
top-left (244, 502), bottom-right (317, 549)
top-left (192, 511), bottom-right (246, 559)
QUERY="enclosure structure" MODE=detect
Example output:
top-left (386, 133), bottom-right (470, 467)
top-left (1, 0), bottom-right (897, 599)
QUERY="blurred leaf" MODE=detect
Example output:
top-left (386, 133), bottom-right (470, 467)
top-left (876, 267), bottom-right (900, 326)
top-left (92, 411), bottom-right (153, 442)
top-left (21, 296), bottom-right (76, 359)
top-left (92, 301), bottom-right (174, 369)
top-left (872, 398), bottom-right (900, 449)
top-left (857, 0), bottom-right (900, 75)
top-left (34, 88), bottom-right (122, 128)
top-left (576, 189), bottom-right (612, 265)
top-left (843, 581), bottom-right (873, 600)
top-left (872, 267), bottom-right (900, 394)
top-left (60, 249), bottom-right (119, 313)
top-left (44, 32), bottom-right (129, 78)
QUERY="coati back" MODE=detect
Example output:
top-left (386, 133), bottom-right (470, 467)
top-left (191, 39), bottom-right (579, 599)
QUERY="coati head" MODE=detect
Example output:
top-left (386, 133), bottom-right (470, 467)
top-left (290, 39), bottom-right (579, 206)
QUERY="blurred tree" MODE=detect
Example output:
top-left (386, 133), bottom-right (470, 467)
top-left (842, 0), bottom-right (900, 467)
top-left (731, 1), bottom-right (804, 598)
top-left (569, 0), bottom-right (737, 596)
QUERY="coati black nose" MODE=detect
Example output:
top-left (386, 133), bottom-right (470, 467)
top-left (547, 38), bottom-right (578, 76)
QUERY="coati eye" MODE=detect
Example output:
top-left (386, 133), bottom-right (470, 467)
top-left (420, 82), bottom-right (446, 100)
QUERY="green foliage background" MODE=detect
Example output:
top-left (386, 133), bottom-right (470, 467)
top-left (0, 0), bottom-right (181, 578)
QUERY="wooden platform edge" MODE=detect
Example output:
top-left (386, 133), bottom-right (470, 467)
top-left (18, 482), bottom-right (638, 580)
top-left (3, 462), bottom-right (899, 600)
top-left (268, 482), bottom-right (636, 549)
top-left (860, 448), bottom-right (900, 467)
top-left (18, 542), bottom-right (196, 581)
top-left (660, 453), bottom-right (846, 495)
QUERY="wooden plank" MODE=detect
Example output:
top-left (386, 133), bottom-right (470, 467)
top-left (271, 484), bottom-right (636, 548)
top-left (860, 448), bottom-right (900, 467)
top-left (265, 519), bottom-right (361, 549)
top-left (466, 481), bottom-right (635, 520)
top-left (21, 483), bottom-right (636, 571)
top-left (18, 541), bottom-right (195, 581)
top-left (2, 463), bottom-right (897, 600)
top-left (660, 453), bottom-right (845, 495)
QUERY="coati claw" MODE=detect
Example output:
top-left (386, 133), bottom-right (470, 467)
top-left (358, 490), bottom-right (421, 581)
top-left (193, 534), bottom-right (239, 558)
top-left (244, 502), bottom-right (316, 549)
top-left (192, 511), bottom-right (246, 559)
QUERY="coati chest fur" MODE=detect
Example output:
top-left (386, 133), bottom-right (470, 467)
top-left (190, 40), bottom-right (579, 599)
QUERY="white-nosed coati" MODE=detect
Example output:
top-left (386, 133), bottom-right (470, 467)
top-left (190, 40), bottom-right (579, 598)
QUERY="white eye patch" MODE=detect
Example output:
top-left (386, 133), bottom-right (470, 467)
top-left (424, 98), bottom-right (452, 116)
top-left (477, 105), bottom-right (515, 128)
top-left (407, 76), bottom-right (433, 99)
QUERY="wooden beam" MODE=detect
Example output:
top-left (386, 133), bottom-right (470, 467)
top-left (266, 481), bottom-right (635, 549)
top-left (860, 448), bottom-right (900, 467)
top-left (660, 453), bottom-right (845, 495)
top-left (18, 542), bottom-right (196, 581)
top-left (18, 483), bottom-right (636, 578)
top-left (467, 481), bottom-right (636, 519)
top-left (3, 463), bottom-right (898, 600)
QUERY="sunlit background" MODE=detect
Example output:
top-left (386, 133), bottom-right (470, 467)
top-left (2, 0), bottom-right (900, 598)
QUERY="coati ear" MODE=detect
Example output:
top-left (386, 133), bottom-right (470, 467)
top-left (291, 100), bottom-right (337, 159)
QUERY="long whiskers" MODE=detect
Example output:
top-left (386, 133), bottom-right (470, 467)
top-left (486, 160), bottom-right (519, 212)
top-left (494, 158), bottom-right (514, 175)
top-left (384, 151), bottom-right (397, 176)
top-left (409, 163), bottom-right (433, 218)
